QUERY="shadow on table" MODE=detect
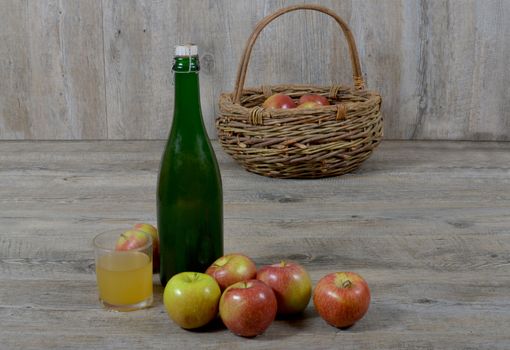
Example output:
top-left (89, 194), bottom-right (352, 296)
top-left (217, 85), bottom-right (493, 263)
top-left (274, 308), bottom-right (318, 330)
top-left (340, 302), bottom-right (407, 333)
top-left (277, 301), bottom-right (406, 334)
top-left (188, 317), bottom-right (226, 333)
top-left (152, 283), bottom-right (164, 307)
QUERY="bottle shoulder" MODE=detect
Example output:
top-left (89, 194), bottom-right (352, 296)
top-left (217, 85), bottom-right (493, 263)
top-left (157, 151), bottom-right (222, 200)
top-left (159, 136), bottom-right (220, 176)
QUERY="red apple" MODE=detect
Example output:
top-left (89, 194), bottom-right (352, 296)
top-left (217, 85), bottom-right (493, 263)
top-left (115, 230), bottom-right (150, 251)
top-left (262, 93), bottom-right (296, 109)
top-left (205, 253), bottom-right (257, 291)
top-left (256, 260), bottom-right (312, 315)
top-left (299, 94), bottom-right (330, 106)
top-left (313, 272), bottom-right (371, 328)
top-left (296, 101), bottom-right (321, 109)
top-left (133, 223), bottom-right (159, 273)
top-left (219, 280), bottom-right (277, 337)
top-left (163, 272), bottom-right (221, 329)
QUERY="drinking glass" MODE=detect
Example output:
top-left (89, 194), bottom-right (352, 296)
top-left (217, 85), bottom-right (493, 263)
top-left (93, 229), bottom-right (153, 311)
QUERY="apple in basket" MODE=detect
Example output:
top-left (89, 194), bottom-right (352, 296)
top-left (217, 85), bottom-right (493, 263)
top-left (299, 94), bottom-right (330, 106)
top-left (297, 101), bottom-right (322, 109)
top-left (262, 93), bottom-right (296, 109)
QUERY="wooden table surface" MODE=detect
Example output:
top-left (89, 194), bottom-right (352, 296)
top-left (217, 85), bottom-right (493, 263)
top-left (1, 140), bottom-right (509, 349)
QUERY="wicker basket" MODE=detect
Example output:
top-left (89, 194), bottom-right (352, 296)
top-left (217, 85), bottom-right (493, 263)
top-left (216, 4), bottom-right (383, 179)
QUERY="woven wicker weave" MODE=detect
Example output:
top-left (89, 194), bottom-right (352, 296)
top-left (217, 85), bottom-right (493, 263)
top-left (217, 4), bottom-right (383, 179)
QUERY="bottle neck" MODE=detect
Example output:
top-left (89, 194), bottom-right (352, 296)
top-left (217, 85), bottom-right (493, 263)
top-left (174, 72), bottom-right (201, 116)
top-left (172, 56), bottom-right (203, 128)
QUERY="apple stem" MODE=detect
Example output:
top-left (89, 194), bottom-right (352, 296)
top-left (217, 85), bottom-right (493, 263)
top-left (342, 279), bottom-right (352, 288)
top-left (280, 260), bottom-right (286, 267)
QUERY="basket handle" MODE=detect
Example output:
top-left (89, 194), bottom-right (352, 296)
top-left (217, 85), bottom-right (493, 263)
top-left (233, 4), bottom-right (365, 104)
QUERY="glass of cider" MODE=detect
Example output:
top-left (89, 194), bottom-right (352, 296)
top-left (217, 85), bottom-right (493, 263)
top-left (93, 229), bottom-right (153, 311)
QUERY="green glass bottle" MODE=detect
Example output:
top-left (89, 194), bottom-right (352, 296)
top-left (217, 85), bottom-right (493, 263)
top-left (157, 44), bottom-right (223, 286)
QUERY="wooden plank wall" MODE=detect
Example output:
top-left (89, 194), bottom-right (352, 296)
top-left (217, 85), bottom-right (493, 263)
top-left (1, 0), bottom-right (509, 140)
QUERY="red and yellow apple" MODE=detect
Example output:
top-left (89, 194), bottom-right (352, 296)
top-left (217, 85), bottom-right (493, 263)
top-left (133, 223), bottom-right (159, 272)
top-left (257, 260), bottom-right (312, 315)
top-left (219, 279), bottom-right (277, 337)
top-left (299, 94), bottom-right (330, 106)
top-left (296, 101), bottom-right (321, 109)
top-left (262, 93), bottom-right (296, 109)
top-left (313, 272), bottom-right (371, 328)
top-left (163, 272), bottom-right (221, 329)
top-left (115, 230), bottom-right (150, 251)
top-left (205, 253), bottom-right (257, 291)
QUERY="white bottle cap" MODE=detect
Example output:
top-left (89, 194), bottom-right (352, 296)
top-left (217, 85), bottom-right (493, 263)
top-left (175, 44), bottom-right (198, 56)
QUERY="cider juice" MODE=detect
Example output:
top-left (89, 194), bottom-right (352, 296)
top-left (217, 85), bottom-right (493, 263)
top-left (96, 251), bottom-right (152, 305)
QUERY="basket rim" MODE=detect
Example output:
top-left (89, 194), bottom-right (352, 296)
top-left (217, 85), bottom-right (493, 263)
top-left (219, 83), bottom-right (381, 116)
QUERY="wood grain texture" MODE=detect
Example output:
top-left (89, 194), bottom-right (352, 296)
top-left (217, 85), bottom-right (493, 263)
top-left (102, 0), bottom-right (174, 140)
top-left (0, 0), bottom-right (107, 139)
top-left (1, 140), bottom-right (509, 349)
top-left (1, 0), bottom-right (509, 140)
top-left (0, 0), bottom-right (31, 139)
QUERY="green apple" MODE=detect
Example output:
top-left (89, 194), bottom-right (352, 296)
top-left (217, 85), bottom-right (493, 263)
top-left (163, 272), bottom-right (221, 329)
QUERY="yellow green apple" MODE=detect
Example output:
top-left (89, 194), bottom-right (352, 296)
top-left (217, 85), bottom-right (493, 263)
top-left (163, 272), bottom-right (221, 329)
